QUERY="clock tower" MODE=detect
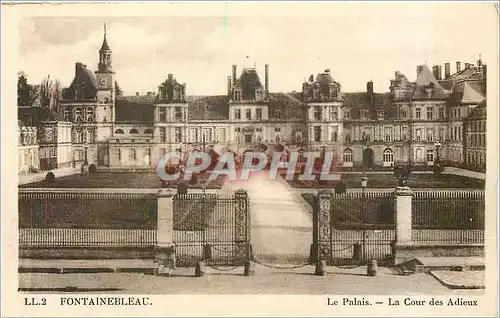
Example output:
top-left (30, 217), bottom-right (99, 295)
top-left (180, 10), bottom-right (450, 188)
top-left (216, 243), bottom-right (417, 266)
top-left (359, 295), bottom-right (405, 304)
top-left (95, 23), bottom-right (115, 105)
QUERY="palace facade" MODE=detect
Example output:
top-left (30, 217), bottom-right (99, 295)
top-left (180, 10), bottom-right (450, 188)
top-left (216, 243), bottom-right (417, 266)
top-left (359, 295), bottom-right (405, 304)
top-left (18, 28), bottom-right (487, 173)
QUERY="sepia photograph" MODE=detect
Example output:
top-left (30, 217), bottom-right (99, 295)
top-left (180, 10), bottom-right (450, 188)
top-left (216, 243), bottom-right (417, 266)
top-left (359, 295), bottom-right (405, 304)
top-left (1, 2), bottom-right (499, 317)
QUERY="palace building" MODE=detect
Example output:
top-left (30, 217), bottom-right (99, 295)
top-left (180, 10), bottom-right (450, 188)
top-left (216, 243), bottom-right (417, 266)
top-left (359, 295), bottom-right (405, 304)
top-left (18, 27), bottom-right (487, 173)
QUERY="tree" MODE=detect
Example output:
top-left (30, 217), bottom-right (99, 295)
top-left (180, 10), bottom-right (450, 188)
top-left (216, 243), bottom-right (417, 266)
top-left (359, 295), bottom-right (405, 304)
top-left (17, 72), bottom-right (35, 106)
top-left (115, 81), bottom-right (123, 97)
top-left (39, 75), bottom-right (62, 120)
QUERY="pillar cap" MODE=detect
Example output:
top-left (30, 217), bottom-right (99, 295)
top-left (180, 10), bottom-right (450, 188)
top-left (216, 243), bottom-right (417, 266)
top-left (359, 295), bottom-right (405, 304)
top-left (394, 186), bottom-right (412, 195)
top-left (157, 188), bottom-right (176, 197)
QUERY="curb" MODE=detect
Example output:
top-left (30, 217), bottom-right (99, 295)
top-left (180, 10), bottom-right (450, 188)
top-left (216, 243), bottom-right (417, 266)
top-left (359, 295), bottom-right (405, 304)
top-left (19, 267), bottom-right (157, 274)
top-left (429, 271), bottom-right (485, 290)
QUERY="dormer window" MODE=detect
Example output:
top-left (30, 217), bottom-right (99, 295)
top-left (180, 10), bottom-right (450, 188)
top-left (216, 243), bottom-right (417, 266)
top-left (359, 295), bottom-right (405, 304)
top-left (378, 110), bottom-right (384, 120)
top-left (361, 110), bottom-right (368, 120)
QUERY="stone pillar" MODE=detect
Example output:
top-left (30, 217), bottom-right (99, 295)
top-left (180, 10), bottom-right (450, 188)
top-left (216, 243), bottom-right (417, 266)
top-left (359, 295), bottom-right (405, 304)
top-left (394, 186), bottom-right (412, 245)
top-left (154, 188), bottom-right (176, 276)
top-left (316, 190), bottom-right (332, 263)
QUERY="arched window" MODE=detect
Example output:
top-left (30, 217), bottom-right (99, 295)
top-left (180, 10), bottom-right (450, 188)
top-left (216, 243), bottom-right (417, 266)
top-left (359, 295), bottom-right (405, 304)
top-left (75, 108), bottom-right (82, 122)
top-left (343, 149), bottom-right (353, 163)
top-left (144, 129), bottom-right (153, 134)
top-left (115, 129), bottom-right (124, 134)
top-left (383, 148), bottom-right (394, 166)
top-left (130, 129), bottom-right (139, 134)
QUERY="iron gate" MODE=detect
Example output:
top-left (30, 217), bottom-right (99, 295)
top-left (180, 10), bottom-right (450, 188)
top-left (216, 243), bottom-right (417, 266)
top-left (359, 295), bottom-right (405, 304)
top-left (173, 190), bottom-right (251, 267)
top-left (313, 190), bottom-right (396, 266)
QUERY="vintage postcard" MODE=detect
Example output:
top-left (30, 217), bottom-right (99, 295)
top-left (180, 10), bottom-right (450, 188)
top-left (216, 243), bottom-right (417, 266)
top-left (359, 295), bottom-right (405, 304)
top-left (1, 2), bottom-right (499, 317)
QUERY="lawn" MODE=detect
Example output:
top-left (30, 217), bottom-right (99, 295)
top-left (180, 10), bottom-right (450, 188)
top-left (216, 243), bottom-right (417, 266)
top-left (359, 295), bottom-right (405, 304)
top-left (287, 173), bottom-right (484, 189)
top-left (19, 172), bottom-right (226, 189)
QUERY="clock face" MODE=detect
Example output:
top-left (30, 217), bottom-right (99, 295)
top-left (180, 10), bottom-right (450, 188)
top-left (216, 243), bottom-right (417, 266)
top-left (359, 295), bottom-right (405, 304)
top-left (99, 77), bottom-right (108, 85)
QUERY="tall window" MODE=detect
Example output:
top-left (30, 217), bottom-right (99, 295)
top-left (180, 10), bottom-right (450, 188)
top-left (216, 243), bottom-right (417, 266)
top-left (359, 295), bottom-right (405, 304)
top-left (343, 110), bottom-right (350, 119)
top-left (427, 107), bottom-right (433, 120)
top-left (144, 149), bottom-right (151, 165)
top-left (415, 108), bottom-right (421, 119)
top-left (416, 129), bottom-right (422, 141)
top-left (383, 149), bottom-right (394, 165)
top-left (159, 108), bottom-right (166, 122)
top-left (401, 110), bottom-right (407, 119)
top-left (361, 110), bottom-right (368, 120)
top-left (234, 109), bottom-right (241, 120)
top-left (439, 107), bottom-right (444, 119)
top-left (314, 126), bottom-right (321, 142)
top-left (116, 149), bottom-right (121, 162)
top-left (426, 150), bottom-right (434, 162)
top-left (256, 108), bottom-right (262, 120)
top-left (245, 109), bottom-right (251, 120)
top-left (64, 108), bottom-right (71, 121)
top-left (343, 149), bottom-right (353, 163)
top-left (130, 148), bottom-right (136, 161)
top-left (439, 128), bottom-right (445, 141)
top-left (378, 110), bottom-right (384, 120)
top-left (160, 127), bottom-right (166, 143)
top-left (331, 130), bottom-right (338, 142)
top-left (175, 107), bottom-right (182, 121)
top-left (174, 127), bottom-right (182, 143)
top-left (314, 107), bottom-right (322, 121)
top-left (75, 108), bottom-right (83, 122)
top-left (203, 128), bottom-right (212, 142)
top-left (427, 129), bottom-right (434, 142)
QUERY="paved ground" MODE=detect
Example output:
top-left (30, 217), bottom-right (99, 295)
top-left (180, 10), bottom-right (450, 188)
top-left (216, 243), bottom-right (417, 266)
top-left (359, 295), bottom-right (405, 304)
top-left (18, 167), bottom-right (80, 185)
top-left (18, 264), bottom-right (485, 295)
top-left (429, 270), bottom-right (485, 289)
top-left (443, 167), bottom-right (486, 180)
top-left (223, 171), bottom-right (312, 263)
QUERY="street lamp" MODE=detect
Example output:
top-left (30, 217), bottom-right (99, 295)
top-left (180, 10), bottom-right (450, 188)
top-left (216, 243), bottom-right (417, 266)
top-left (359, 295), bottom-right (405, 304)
top-left (434, 141), bottom-right (442, 163)
top-left (361, 173), bottom-right (368, 262)
top-left (433, 141), bottom-right (442, 176)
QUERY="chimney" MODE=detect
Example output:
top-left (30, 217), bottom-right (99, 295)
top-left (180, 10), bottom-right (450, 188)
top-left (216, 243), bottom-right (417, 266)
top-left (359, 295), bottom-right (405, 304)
top-left (75, 62), bottom-right (85, 75)
top-left (136, 92), bottom-right (139, 96)
top-left (227, 76), bottom-right (232, 96)
top-left (232, 65), bottom-right (237, 83)
top-left (478, 58), bottom-right (483, 67)
top-left (367, 81), bottom-right (374, 107)
top-left (464, 63), bottom-right (470, 70)
top-left (483, 64), bottom-right (487, 95)
top-left (456, 61), bottom-right (461, 73)
top-left (264, 64), bottom-right (269, 92)
top-left (444, 63), bottom-right (451, 78)
top-left (433, 65), bottom-right (442, 80)
top-left (417, 65), bottom-right (424, 77)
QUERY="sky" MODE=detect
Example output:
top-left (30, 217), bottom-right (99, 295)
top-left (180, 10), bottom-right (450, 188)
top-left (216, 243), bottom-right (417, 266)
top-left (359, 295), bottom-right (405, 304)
top-left (18, 3), bottom-right (497, 96)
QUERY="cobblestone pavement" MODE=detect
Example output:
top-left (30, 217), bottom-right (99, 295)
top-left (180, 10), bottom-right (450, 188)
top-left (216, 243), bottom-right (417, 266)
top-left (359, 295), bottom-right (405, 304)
top-left (19, 265), bottom-right (485, 295)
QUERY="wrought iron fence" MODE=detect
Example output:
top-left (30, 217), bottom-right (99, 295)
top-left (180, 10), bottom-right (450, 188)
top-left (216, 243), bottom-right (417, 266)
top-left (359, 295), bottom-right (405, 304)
top-left (173, 191), bottom-right (251, 267)
top-left (314, 191), bottom-right (396, 266)
top-left (18, 189), bottom-right (158, 247)
top-left (412, 190), bottom-right (485, 244)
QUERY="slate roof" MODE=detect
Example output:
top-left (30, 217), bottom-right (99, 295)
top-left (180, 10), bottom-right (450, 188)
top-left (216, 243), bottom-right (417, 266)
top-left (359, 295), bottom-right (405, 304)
top-left (234, 68), bottom-right (264, 100)
top-left (100, 35), bottom-right (110, 51)
top-left (115, 94), bottom-right (156, 122)
top-left (187, 95), bottom-right (230, 120)
top-left (342, 92), bottom-right (394, 120)
top-left (268, 93), bottom-right (304, 120)
top-left (412, 65), bottom-right (449, 100)
top-left (61, 64), bottom-right (98, 101)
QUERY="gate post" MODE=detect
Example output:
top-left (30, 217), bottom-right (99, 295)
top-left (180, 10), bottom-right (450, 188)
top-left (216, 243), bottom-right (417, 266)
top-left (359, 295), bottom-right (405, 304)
top-left (234, 190), bottom-right (251, 269)
top-left (314, 190), bottom-right (332, 270)
top-left (154, 188), bottom-right (176, 276)
top-left (394, 186), bottom-right (412, 264)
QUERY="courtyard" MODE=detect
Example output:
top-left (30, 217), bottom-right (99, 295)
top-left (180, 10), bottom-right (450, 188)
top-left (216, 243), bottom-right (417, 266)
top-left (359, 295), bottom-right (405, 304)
top-left (19, 170), bottom-right (484, 189)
